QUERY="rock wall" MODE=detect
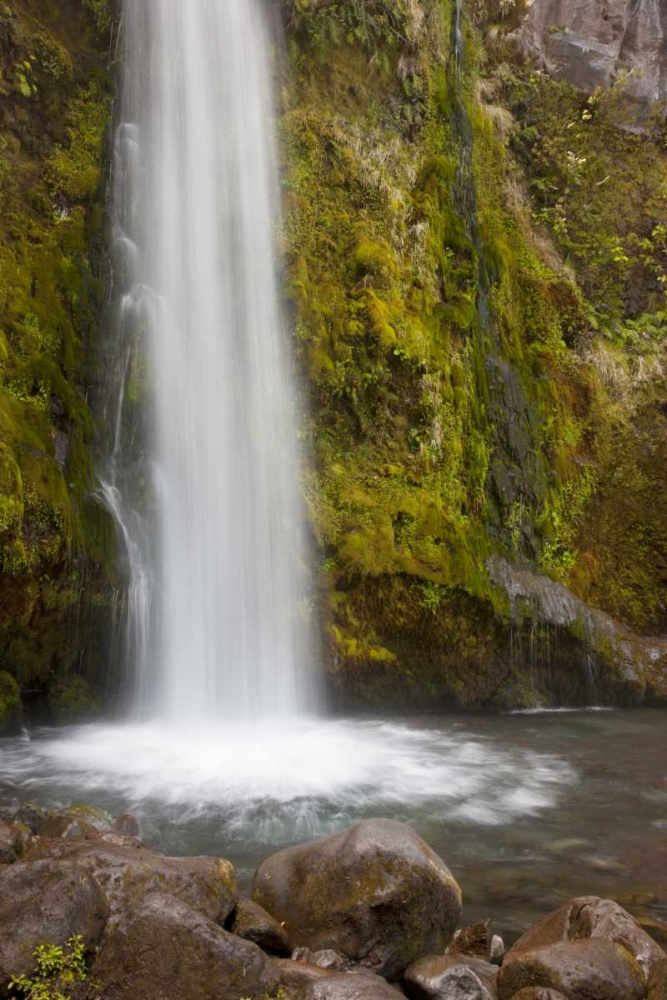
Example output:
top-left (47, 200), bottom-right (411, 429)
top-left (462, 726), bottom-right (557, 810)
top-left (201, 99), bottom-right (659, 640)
top-left (0, 0), bottom-right (665, 718)
top-left (520, 0), bottom-right (667, 108)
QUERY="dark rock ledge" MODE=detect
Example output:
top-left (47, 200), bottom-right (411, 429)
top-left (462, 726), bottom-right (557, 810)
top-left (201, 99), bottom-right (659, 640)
top-left (0, 805), bottom-right (664, 1000)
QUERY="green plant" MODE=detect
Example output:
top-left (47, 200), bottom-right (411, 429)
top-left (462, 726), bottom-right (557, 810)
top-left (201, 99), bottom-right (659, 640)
top-left (8, 936), bottom-right (91, 1000)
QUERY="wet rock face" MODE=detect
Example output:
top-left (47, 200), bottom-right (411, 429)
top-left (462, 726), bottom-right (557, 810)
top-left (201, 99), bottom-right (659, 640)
top-left (520, 0), bottom-right (667, 108)
top-left (508, 895), bottom-right (666, 978)
top-left (404, 955), bottom-right (498, 1000)
top-left (26, 834), bottom-right (237, 922)
top-left (92, 892), bottom-right (279, 1000)
top-left (253, 819), bottom-right (463, 980)
top-left (497, 939), bottom-right (646, 1000)
top-left (0, 860), bottom-right (109, 984)
top-left (229, 895), bottom-right (292, 955)
top-left (297, 971), bottom-right (406, 1000)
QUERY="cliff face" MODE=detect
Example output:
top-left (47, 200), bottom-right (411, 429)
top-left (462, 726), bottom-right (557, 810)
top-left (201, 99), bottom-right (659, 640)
top-left (520, 0), bottom-right (667, 108)
top-left (0, 0), bottom-right (116, 725)
top-left (279, 0), bottom-right (667, 709)
top-left (0, 0), bottom-right (665, 721)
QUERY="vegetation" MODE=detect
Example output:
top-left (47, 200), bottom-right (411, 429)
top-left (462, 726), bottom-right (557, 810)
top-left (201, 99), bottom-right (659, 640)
top-left (0, 0), bottom-right (663, 713)
top-left (8, 936), bottom-right (92, 1000)
top-left (278, 0), bottom-right (667, 704)
top-left (0, 0), bottom-right (117, 717)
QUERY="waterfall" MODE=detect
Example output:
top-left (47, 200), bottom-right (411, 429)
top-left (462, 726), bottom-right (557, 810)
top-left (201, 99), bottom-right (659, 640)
top-left (103, 0), bottom-right (315, 722)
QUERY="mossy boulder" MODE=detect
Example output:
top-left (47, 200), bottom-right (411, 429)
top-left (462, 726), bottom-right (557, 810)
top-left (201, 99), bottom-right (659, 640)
top-left (253, 819), bottom-right (462, 980)
top-left (26, 835), bottom-right (238, 923)
top-left (91, 892), bottom-right (279, 1000)
top-left (497, 940), bottom-right (646, 1000)
top-left (0, 859), bottom-right (109, 986)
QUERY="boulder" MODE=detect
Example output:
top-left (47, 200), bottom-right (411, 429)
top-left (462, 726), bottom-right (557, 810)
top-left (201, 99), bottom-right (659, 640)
top-left (26, 835), bottom-right (237, 922)
top-left (448, 920), bottom-right (494, 961)
top-left (510, 991), bottom-right (567, 1000)
top-left (497, 939), bottom-right (646, 1000)
top-left (274, 957), bottom-right (335, 992)
top-left (13, 802), bottom-right (48, 834)
top-left (253, 819), bottom-right (462, 980)
top-left (38, 813), bottom-right (100, 840)
top-left (490, 936), bottom-right (505, 966)
top-left (0, 819), bottom-right (29, 863)
top-left (92, 892), bottom-right (278, 1000)
top-left (0, 859), bottom-right (109, 984)
top-left (113, 813), bottom-right (141, 838)
top-left (519, 0), bottom-right (667, 110)
top-left (230, 896), bottom-right (291, 955)
top-left (404, 955), bottom-right (498, 1000)
top-left (508, 895), bottom-right (665, 978)
top-left (296, 972), bottom-right (405, 1000)
top-left (311, 951), bottom-right (353, 972)
top-left (649, 958), bottom-right (667, 1000)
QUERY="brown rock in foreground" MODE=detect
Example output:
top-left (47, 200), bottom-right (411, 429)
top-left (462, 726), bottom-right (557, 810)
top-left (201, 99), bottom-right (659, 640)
top-left (508, 895), bottom-right (665, 977)
top-left (27, 833), bottom-right (237, 922)
top-left (253, 819), bottom-right (462, 980)
top-left (404, 954), bottom-right (498, 1000)
top-left (511, 990), bottom-right (568, 1000)
top-left (498, 939), bottom-right (646, 1000)
top-left (92, 892), bottom-right (279, 1000)
top-left (230, 895), bottom-right (291, 955)
top-left (0, 860), bottom-right (109, 984)
top-left (297, 972), bottom-right (405, 1000)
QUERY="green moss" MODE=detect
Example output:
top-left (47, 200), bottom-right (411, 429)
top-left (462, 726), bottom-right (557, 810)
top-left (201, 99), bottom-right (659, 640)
top-left (0, 669), bottom-right (20, 732)
top-left (0, 0), bottom-right (117, 709)
top-left (48, 674), bottom-right (100, 723)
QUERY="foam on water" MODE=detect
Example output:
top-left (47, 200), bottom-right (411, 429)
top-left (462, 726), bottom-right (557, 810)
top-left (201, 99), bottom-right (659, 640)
top-left (0, 718), bottom-right (576, 844)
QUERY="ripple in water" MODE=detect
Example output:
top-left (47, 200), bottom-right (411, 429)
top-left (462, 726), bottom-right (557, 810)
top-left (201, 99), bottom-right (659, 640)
top-left (0, 718), bottom-right (576, 848)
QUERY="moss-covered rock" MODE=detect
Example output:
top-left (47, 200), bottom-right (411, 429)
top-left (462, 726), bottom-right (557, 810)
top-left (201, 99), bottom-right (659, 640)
top-left (0, 0), bottom-right (118, 716)
top-left (279, 0), bottom-right (667, 706)
top-left (0, 669), bottom-right (20, 732)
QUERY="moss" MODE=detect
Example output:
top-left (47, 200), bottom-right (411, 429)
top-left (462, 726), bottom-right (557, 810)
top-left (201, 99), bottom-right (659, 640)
top-left (0, 0), bottom-right (117, 711)
top-left (48, 674), bottom-right (100, 723)
top-left (281, 0), bottom-right (666, 705)
top-left (0, 669), bottom-right (20, 731)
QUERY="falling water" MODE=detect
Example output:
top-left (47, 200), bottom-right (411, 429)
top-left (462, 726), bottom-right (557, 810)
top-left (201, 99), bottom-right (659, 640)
top-left (103, 0), bottom-right (314, 721)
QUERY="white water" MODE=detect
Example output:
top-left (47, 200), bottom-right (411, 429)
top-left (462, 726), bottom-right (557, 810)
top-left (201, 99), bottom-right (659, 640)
top-left (0, 719), bottom-right (576, 838)
top-left (104, 0), bottom-right (313, 720)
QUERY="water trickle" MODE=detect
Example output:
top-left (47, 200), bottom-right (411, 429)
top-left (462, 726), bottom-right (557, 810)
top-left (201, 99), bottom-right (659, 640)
top-left (102, 0), bottom-right (315, 721)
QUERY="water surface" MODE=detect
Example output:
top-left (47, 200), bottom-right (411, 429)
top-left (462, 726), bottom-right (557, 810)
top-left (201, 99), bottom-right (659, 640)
top-left (1, 708), bottom-right (665, 944)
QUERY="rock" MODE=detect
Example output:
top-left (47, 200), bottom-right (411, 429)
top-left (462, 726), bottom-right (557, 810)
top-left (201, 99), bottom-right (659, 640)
top-left (497, 939), bottom-right (646, 1000)
top-left (649, 958), bottom-right (667, 1000)
top-left (448, 920), bottom-right (494, 961)
top-left (519, 0), bottom-right (667, 111)
top-left (13, 801), bottom-right (48, 834)
top-left (274, 957), bottom-right (335, 992)
top-left (311, 950), bottom-right (353, 972)
top-left (230, 896), bottom-right (291, 955)
top-left (39, 812), bottom-right (100, 840)
top-left (490, 936), bottom-right (505, 966)
top-left (404, 955), bottom-right (498, 1000)
top-left (26, 836), bottom-right (237, 922)
top-left (510, 991), bottom-right (567, 1000)
top-left (0, 859), bottom-right (109, 984)
top-left (296, 972), bottom-right (405, 1000)
top-left (113, 813), bottom-right (141, 838)
top-left (253, 818), bottom-right (462, 980)
top-left (508, 895), bottom-right (665, 978)
top-left (92, 892), bottom-right (278, 1000)
top-left (0, 819), bottom-right (28, 863)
